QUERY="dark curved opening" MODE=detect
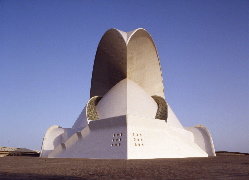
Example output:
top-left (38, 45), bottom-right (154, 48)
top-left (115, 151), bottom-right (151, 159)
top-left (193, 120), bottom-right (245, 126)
top-left (152, 96), bottom-right (168, 121)
top-left (86, 96), bottom-right (102, 120)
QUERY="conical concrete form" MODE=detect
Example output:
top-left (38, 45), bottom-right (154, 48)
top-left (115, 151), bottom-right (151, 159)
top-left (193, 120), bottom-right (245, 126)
top-left (40, 28), bottom-right (216, 159)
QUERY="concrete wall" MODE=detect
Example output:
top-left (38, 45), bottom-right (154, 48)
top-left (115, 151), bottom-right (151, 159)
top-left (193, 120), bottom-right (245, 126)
top-left (127, 115), bottom-right (208, 159)
top-left (49, 116), bottom-right (127, 159)
top-left (186, 126), bottom-right (216, 156)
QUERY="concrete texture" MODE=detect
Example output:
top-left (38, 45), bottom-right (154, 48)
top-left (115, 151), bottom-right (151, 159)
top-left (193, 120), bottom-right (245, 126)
top-left (0, 155), bottom-right (248, 180)
top-left (40, 28), bottom-right (216, 159)
top-left (96, 79), bottom-right (158, 120)
top-left (90, 28), bottom-right (165, 98)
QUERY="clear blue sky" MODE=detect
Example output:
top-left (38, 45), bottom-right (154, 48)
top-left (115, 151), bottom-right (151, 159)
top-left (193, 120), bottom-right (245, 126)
top-left (0, 0), bottom-right (248, 153)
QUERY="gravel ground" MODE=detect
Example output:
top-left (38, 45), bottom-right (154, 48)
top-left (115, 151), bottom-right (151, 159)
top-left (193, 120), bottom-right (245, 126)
top-left (0, 155), bottom-right (248, 180)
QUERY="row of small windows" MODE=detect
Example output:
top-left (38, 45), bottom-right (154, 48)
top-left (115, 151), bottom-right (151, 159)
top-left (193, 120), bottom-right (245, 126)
top-left (111, 143), bottom-right (121, 146)
top-left (133, 133), bottom-right (142, 136)
top-left (113, 133), bottom-right (122, 137)
top-left (111, 132), bottom-right (144, 147)
top-left (135, 143), bottom-right (143, 146)
top-left (133, 132), bottom-right (143, 147)
top-left (111, 132), bottom-right (123, 147)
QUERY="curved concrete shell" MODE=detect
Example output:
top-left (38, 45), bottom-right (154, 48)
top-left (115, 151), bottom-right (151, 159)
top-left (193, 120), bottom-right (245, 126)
top-left (90, 29), bottom-right (127, 98)
top-left (40, 28), bottom-right (216, 159)
top-left (127, 29), bottom-right (165, 98)
top-left (90, 28), bottom-right (164, 98)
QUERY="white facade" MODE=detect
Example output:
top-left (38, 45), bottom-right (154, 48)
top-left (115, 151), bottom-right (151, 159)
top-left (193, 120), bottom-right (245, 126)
top-left (40, 28), bottom-right (216, 159)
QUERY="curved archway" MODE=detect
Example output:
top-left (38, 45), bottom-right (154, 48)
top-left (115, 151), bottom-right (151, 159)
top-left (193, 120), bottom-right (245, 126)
top-left (90, 28), bottom-right (165, 98)
top-left (90, 29), bottom-right (127, 97)
top-left (86, 96), bottom-right (102, 120)
top-left (152, 95), bottom-right (168, 121)
top-left (127, 29), bottom-right (165, 98)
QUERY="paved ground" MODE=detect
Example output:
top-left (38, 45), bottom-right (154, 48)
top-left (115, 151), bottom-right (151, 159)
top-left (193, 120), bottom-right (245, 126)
top-left (0, 155), bottom-right (248, 180)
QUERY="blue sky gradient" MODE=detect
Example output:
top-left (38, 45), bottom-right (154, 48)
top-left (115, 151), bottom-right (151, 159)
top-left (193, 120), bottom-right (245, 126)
top-left (0, 0), bottom-right (248, 152)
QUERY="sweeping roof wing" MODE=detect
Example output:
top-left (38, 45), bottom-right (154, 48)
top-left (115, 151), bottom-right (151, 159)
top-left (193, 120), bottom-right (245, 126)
top-left (90, 28), bottom-right (165, 98)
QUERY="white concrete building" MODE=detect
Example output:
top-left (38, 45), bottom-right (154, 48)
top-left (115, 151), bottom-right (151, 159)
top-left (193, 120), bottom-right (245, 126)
top-left (40, 28), bottom-right (216, 159)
